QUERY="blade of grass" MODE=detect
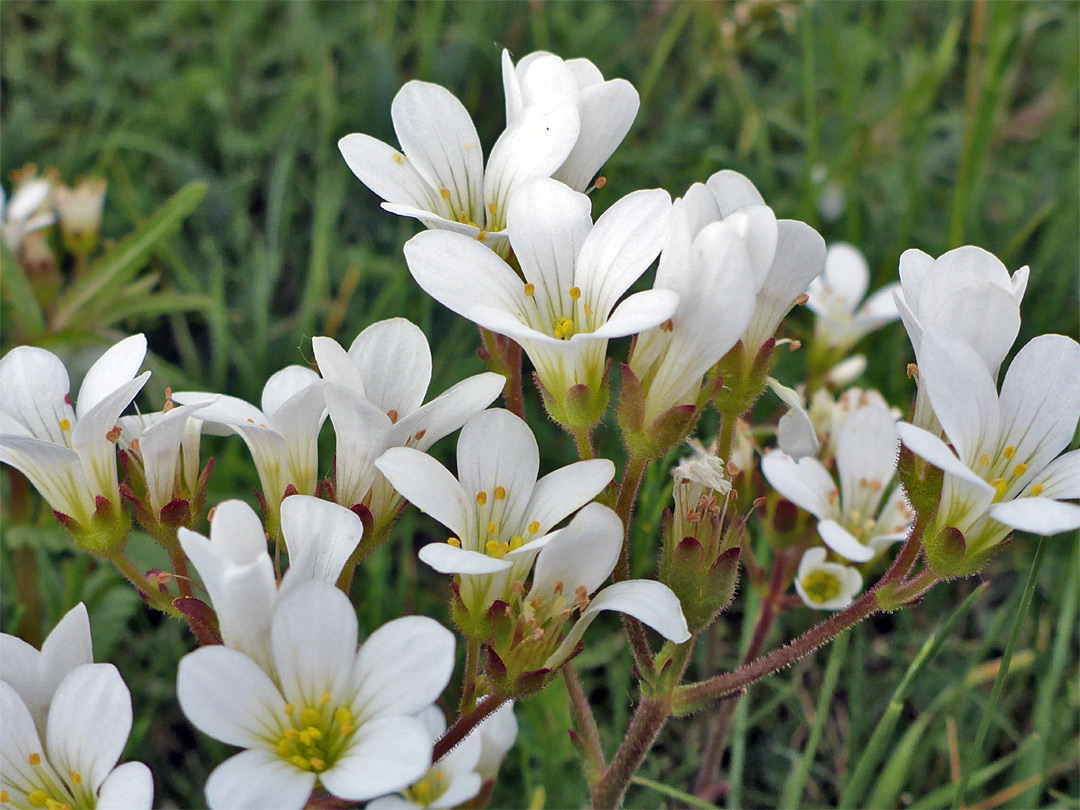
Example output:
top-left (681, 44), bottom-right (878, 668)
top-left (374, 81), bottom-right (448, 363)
top-left (631, 776), bottom-right (720, 810)
top-left (952, 537), bottom-right (1049, 809)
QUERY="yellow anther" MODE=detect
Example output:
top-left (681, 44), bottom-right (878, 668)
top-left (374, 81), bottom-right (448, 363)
top-left (495, 485), bottom-right (506, 500)
top-left (440, 188), bottom-right (451, 200)
top-left (29, 753), bottom-right (41, 766)
top-left (320, 691), bottom-right (331, 704)
top-left (528, 521), bottom-right (540, 534)
top-left (553, 317), bottom-right (575, 340)
top-left (277, 740), bottom-right (293, 758)
top-left (339, 723), bottom-right (355, 734)
top-left (1013, 463), bottom-right (1028, 477)
top-left (298, 729), bottom-right (314, 746)
top-left (447, 536), bottom-right (461, 547)
top-left (283, 727), bottom-right (297, 739)
top-left (334, 707), bottom-right (353, 727)
top-left (509, 535), bottom-right (524, 550)
top-left (568, 286), bottom-right (581, 300)
top-left (59, 418), bottom-right (71, 431)
top-left (0, 791), bottom-right (8, 803)
top-left (584, 303), bottom-right (594, 316)
top-left (27, 792), bottom-right (47, 809)
top-left (488, 202), bottom-right (497, 216)
top-left (392, 153), bottom-right (404, 164)
top-left (978, 454), bottom-right (990, 468)
top-left (487, 521), bottom-right (497, 534)
top-left (284, 703), bottom-right (295, 715)
top-left (45, 800), bottom-right (64, 810)
top-left (486, 540), bottom-right (502, 556)
top-left (476, 491), bottom-right (487, 506)
top-left (524, 283), bottom-right (535, 296)
top-left (477, 230), bottom-right (487, 240)
top-left (1003, 445), bottom-right (1015, 459)
top-left (290, 754), bottom-right (312, 771)
top-left (1030, 483), bottom-right (1044, 497)
top-left (309, 757), bottom-right (326, 772)
top-left (69, 771), bottom-right (82, 785)
top-left (990, 478), bottom-right (1008, 496)
top-left (300, 708), bottom-right (321, 727)
top-left (500, 541), bottom-right (510, 554)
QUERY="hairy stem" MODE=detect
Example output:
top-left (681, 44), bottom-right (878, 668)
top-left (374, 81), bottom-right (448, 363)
top-left (614, 454), bottom-right (648, 582)
top-left (565, 665), bottom-right (606, 777)
top-left (110, 553), bottom-right (185, 619)
top-left (460, 638), bottom-right (481, 716)
top-left (434, 693), bottom-right (510, 762)
top-left (167, 543), bottom-right (194, 598)
top-left (503, 339), bottom-right (527, 421)
top-left (591, 696), bottom-right (670, 809)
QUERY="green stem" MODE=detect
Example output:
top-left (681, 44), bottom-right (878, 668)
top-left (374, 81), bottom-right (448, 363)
top-left (952, 535), bottom-right (1048, 809)
top-left (460, 638), bottom-right (480, 716)
top-left (572, 428), bottom-right (595, 461)
top-left (167, 542), bottom-right (193, 598)
top-left (109, 553), bottom-right (185, 619)
top-left (565, 665), bottom-right (606, 778)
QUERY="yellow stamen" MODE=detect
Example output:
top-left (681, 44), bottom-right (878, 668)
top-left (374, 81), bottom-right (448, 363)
top-left (553, 317), bottom-right (575, 340)
top-left (528, 521), bottom-right (540, 534)
top-left (494, 485), bottom-right (506, 500)
top-left (447, 536), bottom-right (461, 548)
top-left (568, 286), bottom-right (581, 300)
top-left (1013, 463), bottom-right (1028, 477)
top-left (334, 707), bottom-right (353, 727)
top-left (978, 454), bottom-right (989, 468)
top-left (29, 753), bottom-right (41, 766)
top-left (989, 478), bottom-right (1007, 496)
top-left (309, 757), bottom-right (326, 772)
top-left (320, 691), bottom-right (331, 704)
top-left (486, 540), bottom-right (502, 556)
top-left (59, 418), bottom-right (70, 431)
top-left (584, 303), bottom-right (594, 316)
top-left (69, 771), bottom-right (82, 785)
top-left (284, 703), bottom-right (295, 715)
top-left (27, 792), bottom-right (48, 809)
top-left (1030, 483), bottom-right (1044, 497)
top-left (0, 791), bottom-right (8, 802)
top-left (487, 521), bottom-right (497, 534)
top-left (509, 535), bottom-right (524, 550)
top-left (300, 708), bottom-right (320, 727)
top-left (524, 283), bottom-right (535, 296)
top-left (290, 755), bottom-right (312, 771)
top-left (392, 153), bottom-right (404, 165)
top-left (500, 541), bottom-right (510, 555)
top-left (476, 491), bottom-right (487, 506)
top-left (488, 202), bottom-right (497, 217)
top-left (1003, 445), bottom-right (1015, 459)
top-left (440, 188), bottom-right (451, 200)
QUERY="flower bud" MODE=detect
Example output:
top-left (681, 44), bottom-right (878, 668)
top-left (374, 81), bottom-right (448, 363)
top-left (55, 177), bottom-right (106, 257)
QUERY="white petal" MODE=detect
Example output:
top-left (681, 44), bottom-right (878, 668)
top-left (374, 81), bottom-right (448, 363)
top-left (760, 451), bottom-right (836, 519)
top-left (897, 248), bottom-right (934, 309)
top-left (392, 81), bottom-right (484, 225)
top-left (553, 79), bottom-right (639, 192)
top-left (456, 409), bottom-right (539, 533)
top-left (546, 579), bottom-right (689, 668)
top-left (37, 602), bottom-right (93, 713)
top-left (989, 498), bottom-right (1080, 535)
top-left (484, 104), bottom-right (580, 228)
top-left (170, 391), bottom-right (266, 436)
top-left (261, 365), bottom-right (321, 419)
top-left (338, 133), bottom-right (443, 213)
top-left (71, 372), bottom-right (150, 497)
top-left (367, 796), bottom-right (419, 810)
top-left (525, 459), bottom-right (615, 535)
top-left (917, 329), bottom-right (1001, 464)
top-left (351, 616), bottom-right (455, 721)
top-left (1021, 449), bottom-right (1079, 501)
top-left (530, 503), bottom-right (622, 599)
top-left (704, 170), bottom-right (765, 216)
top-left (476, 701), bottom-right (518, 779)
top-left (798, 547), bottom-right (828, 577)
top-left (176, 645), bottom-right (286, 748)
top-left (0, 435), bottom-right (93, 519)
top-left (589, 289), bottom-right (679, 339)
top-left (76, 335), bottom-right (147, 419)
top-left (347, 318), bottom-right (432, 417)
top-left (820, 243), bottom-right (869, 311)
top-left (272, 581), bottom-right (358, 709)
top-left (325, 384), bottom-right (392, 508)
top-left (418, 543), bottom-right (512, 575)
top-left (507, 178), bottom-right (592, 316)
top-left (0, 346), bottom-right (74, 444)
top-left (835, 405), bottom-right (898, 519)
top-left (138, 402), bottom-right (208, 514)
top-left (721, 206), bottom-right (778, 289)
top-left (997, 334), bottom-right (1080, 481)
top-left (375, 447), bottom-right (469, 539)
top-left (96, 761), bottom-right (154, 810)
top-left (312, 336), bottom-right (367, 396)
top-left (0, 680), bottom-right (64, 801)
top-left (267, 378), bottom-right (327, 495)
top-left (0, 634), bottom-right (44, 733)
top-left (918, 246), bottom-right (1013, 324)
top-left (925, 282), bottom-right (1021, 377)
top-left (576, 188), bottom-right (671, 318)
top-left (46, 663), bottom-right (131, 793)
top-left (391, 372), bottom-right (505, 453)
top-left (767, 378), bottom-right (818, 460)
top-left (432, 772), bottom-right (483, 809)
top-left (204, 748), bottom-right (315, 810)
top-left (817, 520), bottom-right (874, 563)
top-left (320, 714), bottom-right (432, 802)
top-left (279, 496), bottom-right (363, 593)
top-left (895, 423), bottom-right (994, 495)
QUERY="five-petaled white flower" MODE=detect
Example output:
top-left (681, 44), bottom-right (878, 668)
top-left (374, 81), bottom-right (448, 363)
top-left (375, 408), bottom-right (615, 625)
top-left (896, 329), bottom-right (1080, 553)
top-left (367, 706), bottom-right (483, 810)
top-left (312, 318), bottom-right (503, 518)
top-left (1, 603), bottom-right (154, 809)
top-left (0, 336), bottom-right (150, 528)
top-left (1, 173), bottom-right (55, 253)
top-left (806, 243), bottom-right (899, 352)
top-left (495, 503), bottom-right (691, 671)
top-left (177, 579), bottom-right (455, 810)
top-left (762, 403), bottom-right (912, 562)
top-left (177, 496), bottom-right (364, 671)
top-left (339, 73), bottom-right (580, 258)
top-left (793, 547), bottom-right (863, 611)
top-left (501, 50), bottom-right (638, 193)
top-left (629, 188), bottom-right (759, 423)
top-left (174, 367), bottom-right (327, 530)
top-left (403, 176), bottom-right (675, 403)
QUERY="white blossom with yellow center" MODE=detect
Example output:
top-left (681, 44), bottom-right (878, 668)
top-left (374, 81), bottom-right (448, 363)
top-left (805, 242), bottom-right (900, 353)
top-left (1, 604), bottom-right (153, 809)
top-left (375, 408), bottom-right (615, 621)
top-left (794, 548), bottom-right (863, 611)
top-left (897, 330), bottom-right (1080, 554)
top-left (177, 580), bottom-right (455, 810)
top-left (0, 336), bottom-right (150, 525)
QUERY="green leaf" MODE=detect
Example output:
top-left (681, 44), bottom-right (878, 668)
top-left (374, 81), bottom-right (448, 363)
top-left (50, 181), bottom-right (207, 330)
top-left (0, 245), bottom-right (46, 339)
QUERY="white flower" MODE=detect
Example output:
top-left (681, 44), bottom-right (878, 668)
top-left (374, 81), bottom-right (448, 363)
top-left (793, 548), bottom-right (862, 611)
top-left (475, 701), bottom-right (518, 781)
top-left (502, 50), bottom-right (638, 192)
top-left (629, 190), bottom-right (758, 423)
top-left (766, 378), bottom-right (819, 460)
top-left (55, 179), bottom-right (106, 255)
top-left (367, 707), bottom-right (483, 810)
top-left (177, 580), bottom-right (455, 810)
top-left (375, 408), bottom-right (614, 623)
top-left (496, 503), bottom-right (690, 671)
top-left (702, 171), bottom-right (827, 355)
top-left (896, 329), bottom-right (1080, 554)
top-left (117, 401), bottom-right (208, 517)
top-left (806, 243), bottom-right (899, 351)
top-left (1, 604), bottom-right (154, 809)
top-left (762, 404), bottom-right (912, 562)
top-left (312, 318), bottom-right (503, 517)
top-left (0, 336), bottom-right (150, 526)
top-left (403, 177), bottom-right (675, 402)
top-left (807, 387), bottom-right (899, 459)
top-left (177, 496), bottom-right (363, 671)
top-left (823, 354), bottom-right (868, 387)
top-left (174, 367), bottom-right (327, 526)
top-left (1, 174), bottom-right (55, 253)
top-left (339, 76), bottom-right (580, 258)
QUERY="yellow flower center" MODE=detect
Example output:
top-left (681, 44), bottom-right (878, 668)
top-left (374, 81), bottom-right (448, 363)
top-left (274, 693), bottom-right (356, 774)
top-left (406, 769), bottom-right (449, 807)
top-left (802, 570), bottom-right (842, 604)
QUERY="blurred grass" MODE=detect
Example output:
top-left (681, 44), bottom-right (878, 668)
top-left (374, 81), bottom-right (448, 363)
top-left (1, 2), bottom-right (1077, 808)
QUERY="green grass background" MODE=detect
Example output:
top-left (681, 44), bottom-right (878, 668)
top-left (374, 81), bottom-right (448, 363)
top-left (2, 2), bottom-right (1078, 808)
